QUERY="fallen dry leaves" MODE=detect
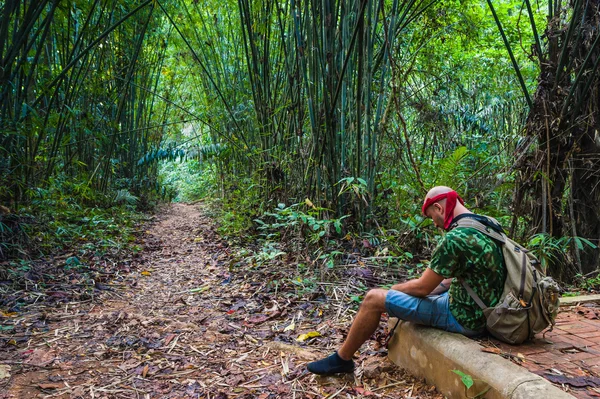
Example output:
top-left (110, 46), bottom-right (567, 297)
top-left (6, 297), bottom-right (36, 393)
top-left (575, 305), bottom-right (600, 320)
top-left (0, 203), bottom-right (442, 399)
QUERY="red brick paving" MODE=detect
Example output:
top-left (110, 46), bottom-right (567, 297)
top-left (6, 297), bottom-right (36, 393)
top-left (480, 302), bottom-right (600, 399)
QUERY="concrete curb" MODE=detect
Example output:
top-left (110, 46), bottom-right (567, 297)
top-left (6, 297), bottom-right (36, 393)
top-left (559, 294), bottom-right (600, 306)
top-left (387, 319), bottom-right (575, 399)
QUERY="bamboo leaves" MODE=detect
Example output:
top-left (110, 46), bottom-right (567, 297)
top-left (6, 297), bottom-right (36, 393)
top-left (485, 0), bottom-right (532, 109)
top-left (0, 0), bottom-right (170, 205)
top-left (1, 0), bottom-right (564, 263)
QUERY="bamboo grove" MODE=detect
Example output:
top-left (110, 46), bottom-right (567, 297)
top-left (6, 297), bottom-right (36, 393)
top-left (159, 0), bottom-right (539, 222)
top-left (0, 0), bottom-right (169, 206)
top-left (1, 0), bottom-right (598, 275)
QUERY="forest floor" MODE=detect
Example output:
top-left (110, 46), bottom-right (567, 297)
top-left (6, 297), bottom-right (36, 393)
top-left (0, 203), bottom-right (442, 399)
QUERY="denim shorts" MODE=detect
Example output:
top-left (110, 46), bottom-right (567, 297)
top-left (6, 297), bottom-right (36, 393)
top-left (385, 290), bottom-right (483, 337)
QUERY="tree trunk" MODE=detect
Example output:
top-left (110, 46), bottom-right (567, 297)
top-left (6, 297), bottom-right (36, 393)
top-left (515, 0), bottom-right (600, 276)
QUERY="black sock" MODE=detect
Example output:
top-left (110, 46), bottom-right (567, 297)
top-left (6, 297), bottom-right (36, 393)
top-left (307, 352), bottom-right (355, 375)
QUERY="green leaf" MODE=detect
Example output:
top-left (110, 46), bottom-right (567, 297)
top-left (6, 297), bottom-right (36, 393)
top-left (65, 256), bottom-right (81, 266)
top-left (350, 295), bottom-right (362, 303)
top-left (334, 220), bottom-right (342, 234)
top-left (451, 369), bottom-right (474, 389)
top-left (451, 369), bottom-right (467, 378)
top-left (462, 374), bottom-right (474, 390)
top-left (574, 237), bottom-right (597, 250)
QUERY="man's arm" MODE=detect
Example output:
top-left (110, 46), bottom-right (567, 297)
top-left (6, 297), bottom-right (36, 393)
top-left (390, 268), bottom-right (445, 297)
top-left (430, 278), bottom-right (453, 295)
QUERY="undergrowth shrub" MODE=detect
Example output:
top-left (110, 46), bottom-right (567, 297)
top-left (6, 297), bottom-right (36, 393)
top-left (216, 177), bottom-right (264, 240)
top-left (255, 201), bottom-right (348, 248)
top-left (159, 159), bottom-right (217, 202)
top-left (1, 174), bottom-right (153, 261)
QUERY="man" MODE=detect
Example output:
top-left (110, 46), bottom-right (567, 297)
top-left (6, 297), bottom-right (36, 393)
top-left (306, 186), bottom-right (506, 375)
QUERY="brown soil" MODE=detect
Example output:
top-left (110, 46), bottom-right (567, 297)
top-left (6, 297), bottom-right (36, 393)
top-left (0, 203), bottom-right (442, 398)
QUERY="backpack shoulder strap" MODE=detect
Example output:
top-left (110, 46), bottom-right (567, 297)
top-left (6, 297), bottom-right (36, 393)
top-left (451, 217), bottom-right (507, 244)
top-left (450, 215), bottom-right (507, 310)
top-left (460, 280), bottom-right (488, 310)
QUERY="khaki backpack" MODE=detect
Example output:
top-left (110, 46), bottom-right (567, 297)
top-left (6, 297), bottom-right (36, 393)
top-left (450, 215), bottom-right (561, 344)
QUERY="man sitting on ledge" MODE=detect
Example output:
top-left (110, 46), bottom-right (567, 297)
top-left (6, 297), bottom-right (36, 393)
top-left (307, 186), bottom-right (507, 376)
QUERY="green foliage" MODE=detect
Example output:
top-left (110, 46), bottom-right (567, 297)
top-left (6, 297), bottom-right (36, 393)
top-left (214, 178), bottom-right (264, 239)
top-left (318, 250), bottom-right (344, 269)
top-left (398, 215), bottom-right (433, 243)
top-left (4, 260), bottom-right (32, 282)
top-left (13, 175), bottom-right (148, 257)
top-left (65, 256), bottom-right (82, 270)
top-left (139, 144), bottom-right (229, 167)
top-left (572, 237), bottom-right (598, 252)
top-left (250, 242), bottom-right (286, 267)
top-left (160, 160), bottom-right (217, 202)
top-left (0, 0), bottom-right (170, 250)
top-left (10, 0), bottom-right (595, 289)
top-left (138, 147), bottom-right (187, 166)
top-left (186, 144), bottom-right (229, 162)
top-left (579, 274), bottom-right (600, 291)
top-left (290, 275), bottom-right (318, 298)
top-left (451, 369), bottom-right (490, 398)
top-left (0, 0), bottom-right (545, 265)
top-left (430, 146), bottom-right (471, 186)
top-left (114, 190), bottom-right (139, 206)
top-left (0, 215), bottom-right (29, 260)
top-left (527, 234), bottom-right (569, 273)
top-left (255, 202), bottom-right (348, 245)
top-left (528, 233), bottom-right (597, 274)
top-left (337, 177), bottom-right (370, 207)
top-left (451, 369), bottom-right (474, 390)
top-left (219, 209), bottom-right (254, 238)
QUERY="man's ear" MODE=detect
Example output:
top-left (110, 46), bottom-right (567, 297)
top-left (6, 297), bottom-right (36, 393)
top-left (435, 203), bottom-right (444, 214)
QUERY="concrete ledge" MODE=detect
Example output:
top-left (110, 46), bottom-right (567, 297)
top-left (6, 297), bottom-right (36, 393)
top-left (559, 294), bottom-right (600, 306)
top-left (387, 319), bottom-right (575, 399)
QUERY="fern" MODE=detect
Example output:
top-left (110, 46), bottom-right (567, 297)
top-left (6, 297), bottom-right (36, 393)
top-left (114, 189), bottom-right (138, 205)
top-left (434, 146), bottom-right (470, 185)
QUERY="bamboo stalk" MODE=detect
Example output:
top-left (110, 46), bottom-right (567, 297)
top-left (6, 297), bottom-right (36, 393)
top-left (553, 0), bottom-right (582, 89)
top-left (486, 0), bottom-right (533, 109)
top-left (31, 0), bottom-right (153, 109)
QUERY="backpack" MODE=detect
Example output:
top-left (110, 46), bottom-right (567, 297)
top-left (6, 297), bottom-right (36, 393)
top-left (449, 215), bottom-right (561, 344)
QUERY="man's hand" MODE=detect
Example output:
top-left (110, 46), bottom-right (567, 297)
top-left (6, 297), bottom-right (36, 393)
top-left (390, 268), bottom-right (445, 297)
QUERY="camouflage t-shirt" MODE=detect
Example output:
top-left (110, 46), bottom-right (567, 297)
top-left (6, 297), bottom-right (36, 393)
top-left (429, 227), bottom-right (506, 331)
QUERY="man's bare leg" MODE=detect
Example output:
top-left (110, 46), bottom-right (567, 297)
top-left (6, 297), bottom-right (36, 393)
top-left (307, 289), bottom-right (388, 375)
top-left (338, 289), bottom-right (388, 360)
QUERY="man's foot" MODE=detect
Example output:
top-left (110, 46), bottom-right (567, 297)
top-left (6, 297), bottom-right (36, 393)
top-left (307, 352), bottom-right (355, 376)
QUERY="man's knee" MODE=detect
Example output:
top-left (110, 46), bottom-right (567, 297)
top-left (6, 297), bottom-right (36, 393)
top-left (361, 289), bottom-right (388, 313)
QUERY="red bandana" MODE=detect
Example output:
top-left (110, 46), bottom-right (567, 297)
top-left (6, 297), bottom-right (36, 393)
top-left (421, 191), bottom-right (464, 230)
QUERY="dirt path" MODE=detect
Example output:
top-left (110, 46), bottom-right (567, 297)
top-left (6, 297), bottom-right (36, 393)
top-left (1, 203), bottom-right (441, 398)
